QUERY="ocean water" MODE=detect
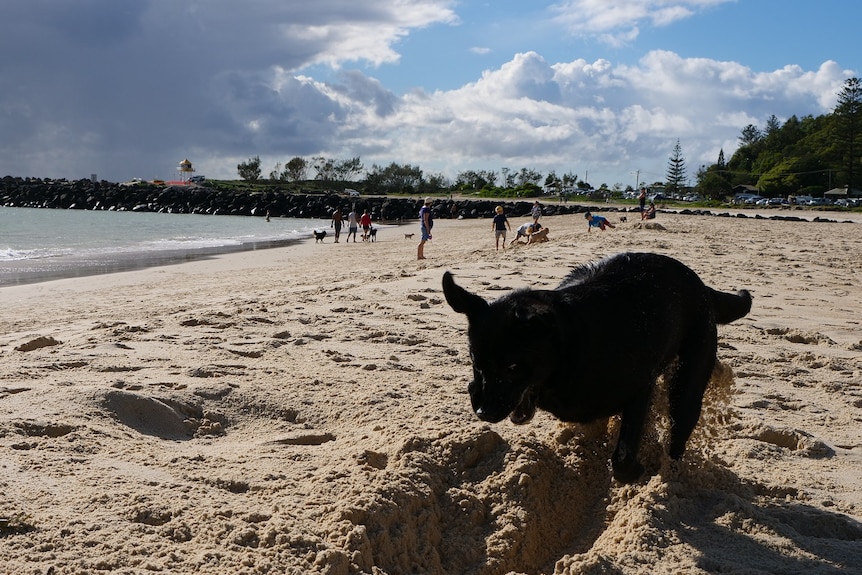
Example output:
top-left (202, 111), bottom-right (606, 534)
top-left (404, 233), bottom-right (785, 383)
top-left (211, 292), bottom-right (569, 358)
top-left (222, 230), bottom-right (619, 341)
top-left (0, 207), bottom-right (330, 287)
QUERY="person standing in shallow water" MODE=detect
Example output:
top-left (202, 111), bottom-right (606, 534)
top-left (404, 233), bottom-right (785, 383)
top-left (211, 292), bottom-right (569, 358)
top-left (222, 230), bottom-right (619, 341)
top-left (418, 197), bottom-right (433, 260)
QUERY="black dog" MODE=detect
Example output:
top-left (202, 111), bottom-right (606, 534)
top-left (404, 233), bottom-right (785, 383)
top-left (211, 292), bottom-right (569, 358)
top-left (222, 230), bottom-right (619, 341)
top-left (313, 230), bottom-right (327, 243)
top-left (442, 252), bottom-right (751, 484)
top-left (369, 227), bottom-right (377, 242)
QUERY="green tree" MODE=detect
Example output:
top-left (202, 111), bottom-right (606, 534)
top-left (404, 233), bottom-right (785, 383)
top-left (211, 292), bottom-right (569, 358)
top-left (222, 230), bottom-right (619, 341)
top-left (516, 167), bottom-right (543, 187)
top-left (237, 156), bottom-right (262, 182)
top-left (696, 169), bottom-right (732, 200)
top-left (833, 77), bottom-right (862, 191)
top-left (285, 157), bottom-right (308, 182)
top-left (739, 124), bottom-right (762, 146)
top-left (365, 162), bottom-right (424, 194)
top-left (335, 157), bottom-right (364, 181)
top-left (312, 156), bottom-right (336, 182)
top-left (665, 139), bottom-right (687, 195)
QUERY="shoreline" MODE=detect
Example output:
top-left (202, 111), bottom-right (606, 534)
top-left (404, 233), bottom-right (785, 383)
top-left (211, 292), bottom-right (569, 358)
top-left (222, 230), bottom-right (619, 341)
top-left (0, 237), bottom-right (306, 288)
top-left (2, 205), bottom-right (860, 289)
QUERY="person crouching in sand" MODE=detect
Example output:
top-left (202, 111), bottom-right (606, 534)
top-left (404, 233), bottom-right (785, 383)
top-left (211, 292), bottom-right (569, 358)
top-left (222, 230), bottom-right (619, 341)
top-left (584, 211), bottom-right (616, 232)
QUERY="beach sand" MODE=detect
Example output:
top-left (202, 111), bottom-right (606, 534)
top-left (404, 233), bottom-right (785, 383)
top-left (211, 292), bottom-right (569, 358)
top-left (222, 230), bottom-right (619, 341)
top-left (1, 210), bottom-right (861, 574)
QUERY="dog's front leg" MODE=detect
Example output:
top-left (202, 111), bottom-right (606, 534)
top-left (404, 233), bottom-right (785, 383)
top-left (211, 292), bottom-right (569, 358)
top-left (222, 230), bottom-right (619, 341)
top-left (611, 387), bottom-right (651, 484)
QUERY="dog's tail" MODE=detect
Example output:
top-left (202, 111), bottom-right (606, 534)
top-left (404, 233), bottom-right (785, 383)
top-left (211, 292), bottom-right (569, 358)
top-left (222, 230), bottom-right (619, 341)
top-left (710, 288), bottom-right (752, 324)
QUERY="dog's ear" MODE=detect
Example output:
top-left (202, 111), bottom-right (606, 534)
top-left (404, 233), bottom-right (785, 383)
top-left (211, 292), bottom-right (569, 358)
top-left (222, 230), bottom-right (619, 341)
top-left (442, 271), bottom-right (488, 317)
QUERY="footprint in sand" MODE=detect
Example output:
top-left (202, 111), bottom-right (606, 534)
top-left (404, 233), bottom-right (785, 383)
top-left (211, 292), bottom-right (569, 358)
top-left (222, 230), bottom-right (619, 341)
top-left (748, 425), bottom-right (833, 458)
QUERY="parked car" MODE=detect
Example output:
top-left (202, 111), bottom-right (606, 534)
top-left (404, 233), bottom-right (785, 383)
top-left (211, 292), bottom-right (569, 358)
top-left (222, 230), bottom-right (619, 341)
top-left (835, 198), bottom-right (862, 207)
top-left (732, 193), bottom-right (762, 204)
top-left (345, 189), bottom-right (360, 197)
top-left (189, 175), bottom-right (206, 183)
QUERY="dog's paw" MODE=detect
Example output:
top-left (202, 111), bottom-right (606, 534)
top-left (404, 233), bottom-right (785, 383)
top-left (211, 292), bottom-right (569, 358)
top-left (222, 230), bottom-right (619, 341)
top-left (612, 460), bottom-right (645, 484)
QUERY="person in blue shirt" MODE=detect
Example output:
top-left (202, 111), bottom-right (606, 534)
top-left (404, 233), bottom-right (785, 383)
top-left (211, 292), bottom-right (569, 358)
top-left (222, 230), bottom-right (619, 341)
top-left (584, 211), bottom-right (616, 232)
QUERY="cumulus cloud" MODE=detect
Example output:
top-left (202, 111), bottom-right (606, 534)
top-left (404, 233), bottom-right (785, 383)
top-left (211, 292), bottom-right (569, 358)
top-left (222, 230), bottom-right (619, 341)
top-left (331, 51), bottom-right (850, 186)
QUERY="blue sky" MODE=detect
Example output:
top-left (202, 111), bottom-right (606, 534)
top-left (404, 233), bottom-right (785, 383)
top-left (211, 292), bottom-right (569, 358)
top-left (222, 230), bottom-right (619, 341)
top-left (0, 1), bottom-right (858, 189)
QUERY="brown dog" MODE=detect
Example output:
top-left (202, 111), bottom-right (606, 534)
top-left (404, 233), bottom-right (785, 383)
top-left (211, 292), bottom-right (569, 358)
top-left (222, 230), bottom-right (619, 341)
top-left (528, 227), bottom-right (549, 243)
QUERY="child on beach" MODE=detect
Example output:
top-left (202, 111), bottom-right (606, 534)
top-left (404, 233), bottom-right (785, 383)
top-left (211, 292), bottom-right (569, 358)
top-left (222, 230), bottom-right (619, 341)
top-left (417, 197), bottom-right (433, 259)
top-left (491, 206), bottom-right (511, 250)
top-left (584, 211), bottom-right (616, 232)
top-left (510, 222), bottom-right (540, 245)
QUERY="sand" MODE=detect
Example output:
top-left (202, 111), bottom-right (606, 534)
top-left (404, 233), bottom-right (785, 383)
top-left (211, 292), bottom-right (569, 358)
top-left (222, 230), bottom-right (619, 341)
top-left (1, 209), bottom-right (861, 574)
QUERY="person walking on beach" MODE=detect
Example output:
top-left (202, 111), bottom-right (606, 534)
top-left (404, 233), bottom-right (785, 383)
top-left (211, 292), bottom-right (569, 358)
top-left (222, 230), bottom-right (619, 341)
top-left (418, 197), bottom-right (433, 260)
top-left (347, 208), bottom-right (359, 242)
top-left (584, 211), bottom-right (616, 232)
top-left (531, 201), bottom-right (542, 225)
top-left (492, 206), bottom-right (511, 250)
top-left (360, 209), bottom-right (372, 241)
top-left (331, 207), bottom-right (344, 243)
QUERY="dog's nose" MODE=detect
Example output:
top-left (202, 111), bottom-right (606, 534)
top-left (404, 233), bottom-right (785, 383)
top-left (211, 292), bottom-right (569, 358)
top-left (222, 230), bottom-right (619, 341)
top-left (473, 406), bottom-right (506, 423)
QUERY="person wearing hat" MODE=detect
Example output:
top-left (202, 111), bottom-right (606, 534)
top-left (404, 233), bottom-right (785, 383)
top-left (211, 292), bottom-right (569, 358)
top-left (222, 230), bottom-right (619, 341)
top-left (491, 205), bottom-right (511, 251)
top-left (418, 197), bottom-right (434, 260)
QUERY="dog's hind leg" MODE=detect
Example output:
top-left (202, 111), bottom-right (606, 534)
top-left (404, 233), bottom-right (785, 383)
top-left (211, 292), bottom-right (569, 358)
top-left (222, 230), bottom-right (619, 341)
top-left (612, 384), bottom-right (652, 484)
top-left (666, 330), bottom-right (717, 460)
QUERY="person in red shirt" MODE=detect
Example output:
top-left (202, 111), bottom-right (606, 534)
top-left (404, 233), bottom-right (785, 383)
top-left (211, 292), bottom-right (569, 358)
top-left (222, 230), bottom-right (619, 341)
top-left (359, 209), bottom-right (372, 241)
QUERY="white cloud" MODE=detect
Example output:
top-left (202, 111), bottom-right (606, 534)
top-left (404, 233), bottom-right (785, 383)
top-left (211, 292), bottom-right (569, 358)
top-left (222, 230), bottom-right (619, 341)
top-left (314, 50), bottom-right (850, 186)
top-left (550, 0), bottom-right (733, 45)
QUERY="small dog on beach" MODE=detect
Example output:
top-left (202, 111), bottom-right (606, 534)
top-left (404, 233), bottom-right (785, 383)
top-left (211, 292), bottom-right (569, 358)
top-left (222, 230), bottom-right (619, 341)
top-left (442, 252), bottom-right (751, 484)
top-left (313, 230), bottom-right (327, 243)
top-left (369, 227), bottom-right (378, 242)
top-left (620, 216), bottom-right (628, 222)
top-left (404, 233), bottom-right (414, 239)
